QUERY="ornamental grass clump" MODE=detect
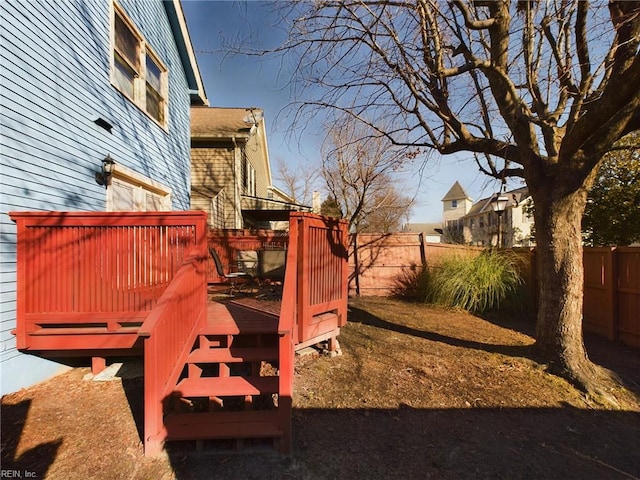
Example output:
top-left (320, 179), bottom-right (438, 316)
top-left (427, 251), bottom-right (523, 313)
top-left (392, 264), bottom-right (431, 301)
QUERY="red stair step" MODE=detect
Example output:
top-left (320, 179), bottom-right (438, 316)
top-left (164, 410), bottom-right (284, 441)
top-left (188, 347), bottom-right (279, 364)
top-left (175, 376), bottom-right (279, 397)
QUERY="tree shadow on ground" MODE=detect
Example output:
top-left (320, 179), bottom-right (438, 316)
top-left (348, 304), bottom-right (533, 360)
top-left (0, 399), bottom-right (62, 478)
top-left (167, 406), bottom-right (640, 480)
top-left (476, 309), bottom-right (640, 398)
top-left (350, 304), bottom-right (640, 399)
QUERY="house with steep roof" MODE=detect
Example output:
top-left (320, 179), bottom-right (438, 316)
top-left (0, 0), bottom-right (207, 394)
top-left (440, 181), bottom-right (473, 243)
top-left (190, 107), bottom-right (311, 230)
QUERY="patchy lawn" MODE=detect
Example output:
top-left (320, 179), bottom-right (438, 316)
top-left (2, 297), bottom-right (639, 479)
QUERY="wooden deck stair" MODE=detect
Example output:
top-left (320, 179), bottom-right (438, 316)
top-left (162, 300), bottom-right (292, 452)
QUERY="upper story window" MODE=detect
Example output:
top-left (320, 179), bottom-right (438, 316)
top-left (451, 199), bottom-right (458, 208)
top-left (241, 152), bottom-right (256, 196)
top-left (112, 2), bottom-right (168, 127)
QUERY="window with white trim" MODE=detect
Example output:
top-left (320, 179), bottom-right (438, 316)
top-left (210, 190), bottom-right (226, 228)
top-left (112, 2), bottom-right (168, 127)
top-left (241, 152), bottom-right (256, 196)
top-left (107, 164), bottom-right (172, 212)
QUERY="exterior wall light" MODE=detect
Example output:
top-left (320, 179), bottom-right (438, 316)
top-left (95, 155), bottom-right (116, 187)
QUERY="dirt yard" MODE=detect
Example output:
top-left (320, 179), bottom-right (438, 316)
top-left (2, 297), bottom-right (639, 479)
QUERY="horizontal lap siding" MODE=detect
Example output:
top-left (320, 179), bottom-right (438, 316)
top-left (191, 147), bottom-right (234, 193)
top-left (0, 0), bottom-right (193, 394)
top-left (244, 132), bottom-right (270, 198)
top-left (191, 146), bottom-right (236, 228)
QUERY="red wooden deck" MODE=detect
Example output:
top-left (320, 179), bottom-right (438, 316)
top-left (206, 299), bottom-right (280, 333)
top-left (9, 211), bottom-right (349, 456)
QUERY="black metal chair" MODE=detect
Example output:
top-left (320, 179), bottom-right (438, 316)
top-left (209, 248), bottom-right (248, 295)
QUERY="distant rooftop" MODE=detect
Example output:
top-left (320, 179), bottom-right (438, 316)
top-left (191, 107), bottom-right (263, 138)
top-left (402, 222), bottom-right (443, 235)
top-left (466, 186), bottom-right (530, 216)
top-left (441, 181), bottom-right (472, 202)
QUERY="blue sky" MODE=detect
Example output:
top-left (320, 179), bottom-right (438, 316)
top-left (182, 1), bottom-right (505, 223)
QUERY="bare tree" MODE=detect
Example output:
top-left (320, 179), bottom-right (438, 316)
top-left (274, 156), bottom-right (319, 206)
top-left (271, 0), bottom-right (640, 393)
top-left (322, 115), bottom-right (414, 232)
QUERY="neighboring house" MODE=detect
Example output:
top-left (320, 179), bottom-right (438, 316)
top-left (461, 187), bottom-right (534, 247)
top-left (401, 222), bottom-right (443, 243)
top-left (440, 181), bottom-right (534, 247)
top-left (190, 106), bottom-right (311, 230)
top-left (441, 181), bottom-right (473, 243)
top-left (0, 0), bottom-right (207, 394)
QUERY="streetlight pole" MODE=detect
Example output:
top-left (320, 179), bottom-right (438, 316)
top-left (490, 191), bottom-right (509, 248)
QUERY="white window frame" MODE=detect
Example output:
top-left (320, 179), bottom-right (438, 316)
top-left (106, 163), bottom-right (172, 212)
top-left (210, 190), bottom-right (226, 228)
top-left (111, 1), bottom-right (169, 129)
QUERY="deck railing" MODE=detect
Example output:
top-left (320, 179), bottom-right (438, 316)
top-left (138, 248), bottom-right (208, 455)
top-left (9, 211), bottom-right (208, 350)
top-left (206, 213), bottom-right (349, 347)
top-left (207, 229), bottom-right (289, 283)
top-left (290, 213), bottom-right (349, 346)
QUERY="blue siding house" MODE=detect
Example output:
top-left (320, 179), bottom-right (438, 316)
top-left (0, 0), bottom-right (207, 394)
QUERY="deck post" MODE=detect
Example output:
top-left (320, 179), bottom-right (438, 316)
top-left (91, 356), bottom-right (106, 375)
top-left (277, 330), bottom-right (294, 454)
top-left (144, 335), bottom-right (164, 456)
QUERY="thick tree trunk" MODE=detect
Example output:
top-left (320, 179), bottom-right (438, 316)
top-left (530, 181), bottom-right (611, 393)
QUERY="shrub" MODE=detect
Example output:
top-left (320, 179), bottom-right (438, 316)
top-left (391, 264), bottom-right (430, 301)
top-left (426, 251), bottom-right (524, 313)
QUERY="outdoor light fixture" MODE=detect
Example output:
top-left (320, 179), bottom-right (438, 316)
top-left (490, 190), bottom-right (509, 248)
top-left (490, 192), bottom-right (509, 215)
top-left (95, 155), bottom-right (115, 187)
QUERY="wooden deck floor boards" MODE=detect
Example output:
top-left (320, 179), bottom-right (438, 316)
top-left (204, 299), bottom-right (280, 335)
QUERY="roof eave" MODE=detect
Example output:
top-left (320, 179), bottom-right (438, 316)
top-left (191, 133), bottom-right (252, 141)
top-left (163, 0), bottom-right (208, 106)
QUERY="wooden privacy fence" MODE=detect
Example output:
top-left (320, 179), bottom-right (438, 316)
top-left (9, 211), bottom-right (208, 351)
top-left (349, 232), bottom-right (640, 347)
top-left (511, 247), bottom-right (639, 347)
top-left (349, 233), bottom-right (483, 296)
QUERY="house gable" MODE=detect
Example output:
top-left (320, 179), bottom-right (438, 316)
top-left (442, 181), bottom-right (473, 223)
top-left (190, 107), bottom-right (276, 228)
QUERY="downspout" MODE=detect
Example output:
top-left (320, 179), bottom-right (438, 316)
top-left (232, 135), bottom-right (240, 229)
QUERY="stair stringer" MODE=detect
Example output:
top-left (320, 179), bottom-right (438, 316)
top-left (161, 317), bottom-right (293, 453)
top-left (143, 306), bottom-right (208, 455)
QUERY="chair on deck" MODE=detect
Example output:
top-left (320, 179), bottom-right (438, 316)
top-left (209, 248), bottom-right (248, 295)
top-left (255, 249), bottom-right (287, 299)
